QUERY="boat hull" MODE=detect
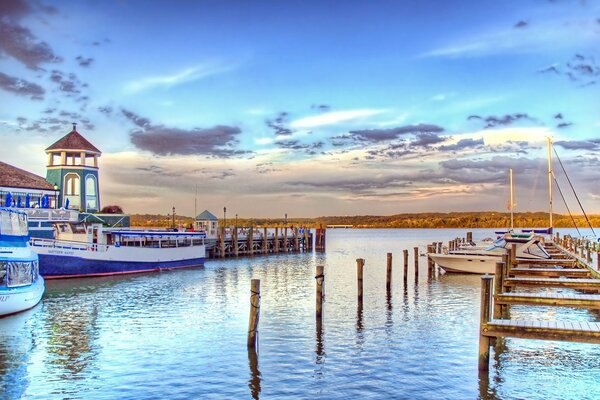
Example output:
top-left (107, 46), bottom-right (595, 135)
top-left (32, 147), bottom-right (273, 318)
top-left (32, 241), bottom-right (206, 279)
top-left (429, 253), bottom-right (499, 274)
top-left (0, 277), bottom-right (45, 317)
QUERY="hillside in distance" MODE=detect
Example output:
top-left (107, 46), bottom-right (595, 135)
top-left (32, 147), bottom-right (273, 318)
top-left (130, 211), bottom-right (600, 229)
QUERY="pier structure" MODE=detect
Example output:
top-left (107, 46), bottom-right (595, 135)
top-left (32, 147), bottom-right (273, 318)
top-left (478, 238), bottom-right (600, 370)
top-left (209, 226), bottom-right (315, 258)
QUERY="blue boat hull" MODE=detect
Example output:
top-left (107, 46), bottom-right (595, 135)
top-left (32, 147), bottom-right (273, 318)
top-left (38, 254), bottom-right (205, 279)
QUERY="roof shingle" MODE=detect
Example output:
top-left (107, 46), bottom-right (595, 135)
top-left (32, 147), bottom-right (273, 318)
top-left (46, 127), bottom-right (101, 154)
top-left (0, 161), bottom-right (56, 191)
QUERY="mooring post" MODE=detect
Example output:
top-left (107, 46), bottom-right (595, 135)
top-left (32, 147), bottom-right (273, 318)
top-left (248, 225), bottom-right (254, 256)
top-left (304, 227), bottom-right (309, 252)
top-left (356, 258), bottom-right (365, 302)
top-left (294, 227), bottom-right (300, 252)
top-left (403, 249), bottom-right (408, 286)
top-left (263, 227), bottom-right (268, 254)
top-left (386, 252), bottom-right (393, 291)
top-left (467, 231), bottom-right (473, 243)
top-left (493, 262), bottom-right (504, 319)
top-left (478, 274), bottom-right (493, 371)
top-left (437, 242), bottom-right (443, 253)
top-left (274, 227), bottom-right (279, 253)
top-left (510, 244), bottom-right (517, 268)
top-left (234, 226), bottom-right (239, 257)
top-left (316, 265), bottom-right (324, 320)
top-left (248, 279), bottom-right (261, 348)
top-left (220, 226), bottom-right (226, 258)
top-left (413, 246), bottom-right (419, 284)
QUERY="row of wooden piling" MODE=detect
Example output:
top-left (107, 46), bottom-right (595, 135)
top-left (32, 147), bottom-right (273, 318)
top-left (213, 226), bottom-right (316, 258)
top-left (555, 232), bottom-right (600, 269)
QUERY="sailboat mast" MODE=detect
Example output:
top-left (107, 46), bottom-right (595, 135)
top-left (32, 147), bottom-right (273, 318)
top-left (509, 168), bottom-right (514, 230)
top-left (547, 137), bottom-right (553, 229)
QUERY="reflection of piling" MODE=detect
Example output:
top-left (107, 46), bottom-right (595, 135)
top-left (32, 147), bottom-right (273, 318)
top-left (247, 346), bottom-right (261, 400)
top-left (386, 253), bottom-right (393, 291)
top-left (356, 258), bottom-right (365, 302)
top-left (403, 249), bottom-right (408, 287)
top-left (315, 265), bottom-right (324, 320)
top-left (247, 279), bottom-right (261, 348)
top-left (413, 247), bottom-right (419, 284)
top-left (478, 275), bottom-right (493, 371)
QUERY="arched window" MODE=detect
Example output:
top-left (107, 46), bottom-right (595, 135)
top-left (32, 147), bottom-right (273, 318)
top-left (64, 174), bottom-right (80, 196)
top-left (85, 175), bottom-right (97, 211)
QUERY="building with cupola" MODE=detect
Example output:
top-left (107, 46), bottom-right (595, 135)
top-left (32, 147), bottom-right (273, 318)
top-left (45, 123), bottom-right (101, 212)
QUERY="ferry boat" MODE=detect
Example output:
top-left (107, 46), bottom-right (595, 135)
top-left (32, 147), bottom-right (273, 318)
top-left (31, 222), bottom-right (206, 279)
top-left (0, 208), bottom-right (45, 317)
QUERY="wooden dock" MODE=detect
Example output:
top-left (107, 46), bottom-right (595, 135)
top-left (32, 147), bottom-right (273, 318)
top-left (479, 236), bottom-right (600, 370)
top-left (207, 226), bottom-right (318, 258)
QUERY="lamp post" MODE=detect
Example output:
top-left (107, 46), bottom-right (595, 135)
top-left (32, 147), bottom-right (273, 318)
top-left (172, 206), bottom-right (175, 230)
top-left (53, 183), bottom-right (58, 209)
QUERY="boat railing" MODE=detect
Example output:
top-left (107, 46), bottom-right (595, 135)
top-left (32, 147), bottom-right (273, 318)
top-left (30, 238), bottom-right (109, 253)
top-left (25, 208), bottom-right (79, 222)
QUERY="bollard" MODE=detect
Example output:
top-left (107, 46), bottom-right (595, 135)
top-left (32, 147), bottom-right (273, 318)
top-left (356, 258), bottom-right (365, 302)
top-left (478, 274), bottom-right (493, 371)
top-left (316, 265), bottom-right (324, 320)
top-left (386, 253), bottom-right (392, 291)
top-left (247, 279), bottom-right (261, 348)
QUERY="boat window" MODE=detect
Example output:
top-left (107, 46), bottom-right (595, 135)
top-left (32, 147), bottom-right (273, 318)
top-left (85, 175), bottom-right (97, 210)
top-left (72, 224), bottom-right (87, 234)
top-left (7, 261), bottom-right (33, 287)
top-left (0, 262), bottom-right (6, 286)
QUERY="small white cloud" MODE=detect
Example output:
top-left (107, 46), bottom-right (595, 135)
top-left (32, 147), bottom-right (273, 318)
top-left (123, 62), bottom-right (232, 94)
top-left (254, 137), bottom-right (274, 145)
top-left (290, 109), bottom-right (386, 129)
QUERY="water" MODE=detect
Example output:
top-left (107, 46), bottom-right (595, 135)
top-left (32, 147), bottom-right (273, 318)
top-left (1, 228), bottom-right (599, 399)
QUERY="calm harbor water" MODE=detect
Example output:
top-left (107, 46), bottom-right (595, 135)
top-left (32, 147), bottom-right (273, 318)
top-left (1, 228), bottom-right (600, 399)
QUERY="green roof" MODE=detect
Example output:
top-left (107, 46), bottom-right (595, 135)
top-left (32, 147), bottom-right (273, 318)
top-left (196, 210), bottom-right (218, 220)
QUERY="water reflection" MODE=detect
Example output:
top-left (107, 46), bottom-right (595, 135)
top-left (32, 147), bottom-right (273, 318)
top-left (247, 346), bottom-right (261, 399)
top-left (478, 368), bottom-right (500, 400)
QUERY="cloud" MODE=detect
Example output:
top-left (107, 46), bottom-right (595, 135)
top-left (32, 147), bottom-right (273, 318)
top-left (49, 70), bottom-right (88, 97)
top-left (554, 139), bottom-right (600, 150)
top-left (538, 64), bottom-right (560, 74)
top-left (290, 109), bottom-right (386, 128)
top-left (0, 2), bottom-right (63, 70)
top-left (538, 54), bottom-right (599, 86)
top-left (311, 104), bottom-right (331, 112)
top-left (123, 63), bottom-right (232, 94)
top-left (275, 139), bottom-right (324, 155)
top-left (438, 138), bottom-right (485, 152)
top-left (75, 56), bottom-right (94, 67)
top-left (266, 112), bottom-right (292, 136)
top-left (556, 122), bottom-right (573, 128)
top-left (0, 72), bottom-right (45, 99)
top-left (410, 132), bottom-right (446, 147)
top-left (468, 113), bottom-right (533, 128)
top-left (514, 20), bottom-right (529, 28)
top-left (349, 123), bottom-right (445, 142)
top-left (123, 109), bottom-right (248, 157)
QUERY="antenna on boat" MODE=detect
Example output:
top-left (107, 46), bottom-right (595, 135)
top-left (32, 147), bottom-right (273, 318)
top-left (547, 137), bottom-right (553, 229)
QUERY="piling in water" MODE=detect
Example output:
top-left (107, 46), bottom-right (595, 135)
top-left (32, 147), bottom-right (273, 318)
top-left (493, 262), bottom-right (504, 319)
top-left (413, 247), bottom-right (419, 284)
top-left (403, 249), bottom-right (409, 286)
top-left (356, 258), bottom-right (365, 302)
top-left (248, 279), bottom-right (261, 348)
top-left (386, 253), bottom-right (392, 291)
top-left (316, 265), bottom-right (324, 320)
top-left (478, 275), bottom-right (493, 370)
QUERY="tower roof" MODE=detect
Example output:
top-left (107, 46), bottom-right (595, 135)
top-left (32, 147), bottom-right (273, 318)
top-left (196, 210), bottom-right (218, 220)
top-left (0, 161), bottom-right (56, 191)
top-left (46, 123), bottom-right (101, 154)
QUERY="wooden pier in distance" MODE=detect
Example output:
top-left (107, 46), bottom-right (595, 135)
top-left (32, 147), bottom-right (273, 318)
top-left (479, 237), bottom-right (600, 370)
top-left (208, 226), bottom-right (318, 258)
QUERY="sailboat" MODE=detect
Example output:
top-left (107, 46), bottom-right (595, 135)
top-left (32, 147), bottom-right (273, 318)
top-left (430, 139), bottom-right (555, 274)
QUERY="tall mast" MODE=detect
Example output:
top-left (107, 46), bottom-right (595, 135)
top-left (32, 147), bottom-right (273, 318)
top-left (547, 137), bottom-right (553, 229)
top-left (509, 168), bottom-right (514, 230)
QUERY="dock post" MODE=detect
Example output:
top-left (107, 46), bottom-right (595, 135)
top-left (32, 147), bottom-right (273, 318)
top-left (403, 249), bottom-right (408, 287)
top-left (316, 265), bottom-right (324, 320)
top-left (437, 242), bottom-right (443, 253)
top-left (294, 227), bottom-right (299, 253)
top-left (248, 225), bottom-right (254, 256)
top-left (413, 246), bottom-right (419, 284)
top-left (283, 227), bottom-right (288, 252)
top-left (467, 231), bottom-right (473, 243)
top-left (220, 226), bottom-right (225, 258)
top-left (587, 244), bottom-right (592, 264)
top-left (386, 253), bottom-right (392, 291)
top-left (304, 227), bottom-right (309, 252)
top-left (234, 226), bottom-right (239, 257)
top-left (263, 227), bottom-right (268, 254)
top-left (356, 258), bottom-right (364, 302)
top-left (247, 279), bottom-right (261, 348)
top-left (478, 274), bottom-right (493, 371)
top-left (510, 244), bottom-right (517, 269)
top-left (274, 227), bottom-right (279, 253)
top-left (493, 262), bottom-right (504, 319)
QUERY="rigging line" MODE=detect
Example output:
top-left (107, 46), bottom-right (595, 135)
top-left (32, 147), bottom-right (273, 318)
top-left (552, 172), bottom-right (582, 237)
top-left (553, 147), bottom-right (596, 237)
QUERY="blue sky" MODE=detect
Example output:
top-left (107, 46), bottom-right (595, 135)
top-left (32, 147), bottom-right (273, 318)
top-left (1, 0), bottom-right (599, 218)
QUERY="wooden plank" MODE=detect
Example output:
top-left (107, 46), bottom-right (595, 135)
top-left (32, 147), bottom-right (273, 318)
top-left (495, 293), bottom-right (600, 309)
top-left (505, 277), bottom-right (600, 290)
top-left (482, 319), bottom-right (600, 344)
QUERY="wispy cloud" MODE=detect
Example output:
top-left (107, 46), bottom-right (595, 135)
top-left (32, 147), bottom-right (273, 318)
top-left (123, 62), bottom-right (232, 94)
top-left (290, 109), bottom-right (386, 129)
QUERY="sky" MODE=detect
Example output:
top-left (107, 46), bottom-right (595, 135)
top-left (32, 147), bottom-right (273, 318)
top-left (0, 0), bottom-right (599, 218)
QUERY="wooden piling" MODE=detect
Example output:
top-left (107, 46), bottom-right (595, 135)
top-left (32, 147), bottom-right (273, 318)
top-left (294, 227), bottom-right (299, 253)
top-left (386, 253), bottom-right (393, 291)
top-left (303, 228), bottom-right (310, 252)
top-left (510, 244), bottom-right (517, 268)
top-left (262, 227), bottom-right (268, 254)
top-left (248, 226), bottom-right (254, 256)
top-left (493, 262), bottom-right (504, 319)
top-left (467, 231), bottom-right (473, 243)
top-left (283, 227), bottom-right (288, 252)
top-left (356, 258), bottom-right (365, 301)
top-left (220, 226), bottom-right (225, 258)
top-left (413, 246), bottom-right (419, 284)
top-left (247, 279), bottom-right (261, 348)
top-left (316, 265), bottom-right (324, 320)
top-left (403, 249), bottom-right (408, 286)
top-left (437, 242), bottom-right (443, 253)
top-left (478, 275), bottom-right (493, 370)
top-left (274, 227), bottom-right (279, 253)
top-left (234, 226), bottom-right (239, 257)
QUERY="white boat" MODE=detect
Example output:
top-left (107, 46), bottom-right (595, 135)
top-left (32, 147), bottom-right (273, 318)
top-left (31, 222), bottom-right (206, 279)
top-left (430, 237), bottom-right (551, 274)
top-left (0, 208), bottom-right (45, 317)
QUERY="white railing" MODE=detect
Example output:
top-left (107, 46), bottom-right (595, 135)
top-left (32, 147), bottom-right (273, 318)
top-left (30, 238), bottom-right (109, 252)
top-left (25, 209), bottom-right (79, 222)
